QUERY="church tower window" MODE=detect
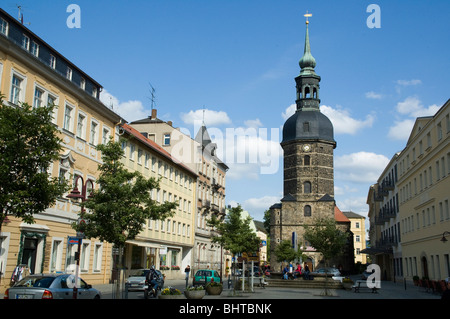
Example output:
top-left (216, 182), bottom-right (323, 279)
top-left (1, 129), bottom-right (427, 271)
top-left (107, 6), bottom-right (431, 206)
top-left (304, 205), bottom-right (311, 217)
top-left (304, 181), bottom-right (311, 193)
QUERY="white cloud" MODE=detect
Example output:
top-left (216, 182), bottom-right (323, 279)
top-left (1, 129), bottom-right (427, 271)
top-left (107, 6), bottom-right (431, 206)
top-left (388, 97), bottom-right (441, 140)
top-left (396, 79), bottom-right (422, 86)
top-left (320, 105), bottom-right (375, 135)
top-left (244, 118), bottom-right (263, 129)
top-left (388, 119), bottom-right (416, 140)
top-left (242, 195), bottom-right (281, 221)
top-left (100, 89), bottom-right (149, 122)
top-left (281, 104), bottom-right (375, 135)
top-left (180, 109), bottom-right (231, 127)
top-left (335, 152), bottom-right (390, 183)
top-left (365, 91), bottom-right (383, 99)
top-left (282, 104), bottom-right (297, 121)
top-left (395, 96), bottom-right (440, 118)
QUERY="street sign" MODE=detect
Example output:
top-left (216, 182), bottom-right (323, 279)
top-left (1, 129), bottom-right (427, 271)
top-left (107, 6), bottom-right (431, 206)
top-left (68, 236), bottom-right (80, 245)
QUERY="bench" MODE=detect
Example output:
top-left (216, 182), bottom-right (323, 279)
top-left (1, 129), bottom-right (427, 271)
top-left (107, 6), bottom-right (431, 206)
top-left (352, 280), bottom-right (379, 293)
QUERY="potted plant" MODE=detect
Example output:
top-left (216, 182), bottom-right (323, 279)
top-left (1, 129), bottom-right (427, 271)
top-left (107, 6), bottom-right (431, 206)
top-left (342, 277), bottom-right (354, 290)
top-left (185, 285), bottom-right (205, 299)
top-left (206, 281), bottom-right (223, 295)
top-left (158, 287), bottom-right (185, 299)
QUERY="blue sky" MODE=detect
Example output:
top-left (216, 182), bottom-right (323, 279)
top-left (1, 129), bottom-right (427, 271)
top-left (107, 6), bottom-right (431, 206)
top-left (4, 1), bottom-right (449, 227)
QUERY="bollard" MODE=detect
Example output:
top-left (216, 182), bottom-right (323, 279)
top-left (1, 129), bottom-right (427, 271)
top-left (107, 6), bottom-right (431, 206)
top-left (124, 282), bottom-right (129, 299)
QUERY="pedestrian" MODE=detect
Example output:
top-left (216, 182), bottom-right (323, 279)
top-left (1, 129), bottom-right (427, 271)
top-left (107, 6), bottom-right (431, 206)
top-left (303, 263), bottom-right (310, 280)
top-left (283, 264), bottom-right (289, 280)
top-left (294, 263), bottom-right (302, 279)
top-left (184, 265), bottom-right (190, 287)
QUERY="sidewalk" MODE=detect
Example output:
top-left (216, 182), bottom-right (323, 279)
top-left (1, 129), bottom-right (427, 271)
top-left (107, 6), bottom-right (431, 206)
top-left (93, 276), bottom-right (442, 299)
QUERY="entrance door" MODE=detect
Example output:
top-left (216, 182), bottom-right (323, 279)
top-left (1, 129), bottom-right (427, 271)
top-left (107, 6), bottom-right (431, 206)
top-left (21, 238), bottom-right (38, 274)
top-left (421, 257), bottom-right (429, 279)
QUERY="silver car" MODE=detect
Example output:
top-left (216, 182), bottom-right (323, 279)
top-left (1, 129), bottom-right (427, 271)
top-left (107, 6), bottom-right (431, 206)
top-left (125, 269), bottom-right (150, 291)
top-left (4, 274), bottom-right (101, 299)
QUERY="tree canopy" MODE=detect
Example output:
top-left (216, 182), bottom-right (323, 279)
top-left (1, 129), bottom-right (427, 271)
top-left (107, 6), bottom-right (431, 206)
top-left (0, 97), bottom-right (68, 230)
top-left (72, 138), bottom-right (176, 247)
top-left (303, 216), bottom-right (349, 265)
top-left (207, 205), bottom-right (260, 256)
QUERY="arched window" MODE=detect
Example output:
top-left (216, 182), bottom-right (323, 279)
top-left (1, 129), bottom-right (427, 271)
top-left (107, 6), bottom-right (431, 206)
top-left (304, 205), bottom-right (311, 217)
top-left (304, 181), bottom-right (311, 194)
top-left (304, 86), bottom-right (310, 98)
top-left (304, 155), bottom-right (310, 166)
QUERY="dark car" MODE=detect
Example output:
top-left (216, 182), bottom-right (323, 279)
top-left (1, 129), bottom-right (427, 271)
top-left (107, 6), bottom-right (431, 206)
top-left (4, 274), bottom-right (101, 299)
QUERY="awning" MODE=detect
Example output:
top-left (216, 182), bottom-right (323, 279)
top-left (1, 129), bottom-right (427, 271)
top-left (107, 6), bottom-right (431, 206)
top-left (126, 240), bottom-right (160, 249)
top-left (360, 247), bottom-right (393, 255)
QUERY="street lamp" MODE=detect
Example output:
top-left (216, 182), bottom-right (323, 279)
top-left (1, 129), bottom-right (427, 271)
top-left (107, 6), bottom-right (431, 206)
top-left (440, 231), bottom-right (450, 243)
top-left (67, 175), bottom-right (94, 299)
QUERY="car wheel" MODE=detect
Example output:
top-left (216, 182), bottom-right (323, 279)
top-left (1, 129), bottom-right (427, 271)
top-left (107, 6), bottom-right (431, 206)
top-left (94, 295), bottom-right (101, 299)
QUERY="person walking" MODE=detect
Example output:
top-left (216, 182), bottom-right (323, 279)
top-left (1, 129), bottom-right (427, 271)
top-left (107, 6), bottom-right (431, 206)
top-left (184, 265), bottom-right (190, 287)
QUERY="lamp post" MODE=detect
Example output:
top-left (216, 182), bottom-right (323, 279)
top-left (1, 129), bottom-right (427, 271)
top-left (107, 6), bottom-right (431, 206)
top-left (67, 175), bottom-right (94, 299)
top-left (440, 231), bottom-right (450, 243)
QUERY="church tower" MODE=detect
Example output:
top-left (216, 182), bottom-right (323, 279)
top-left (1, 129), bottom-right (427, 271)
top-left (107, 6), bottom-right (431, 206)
top-left (270, 15), bottom-right (337, 272)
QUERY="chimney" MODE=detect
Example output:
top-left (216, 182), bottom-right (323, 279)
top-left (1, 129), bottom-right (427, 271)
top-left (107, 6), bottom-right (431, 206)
top-left (151, 109), bottom-right (157, 119)
top-left (167, 121), bottom-right (172, 126)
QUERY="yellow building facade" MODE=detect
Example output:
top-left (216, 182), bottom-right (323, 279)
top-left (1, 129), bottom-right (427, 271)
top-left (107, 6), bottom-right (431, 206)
top-left (343, 211), bottom-right (367, 265)
top-left (397, 100), bottom-right (450, 282)
top-left (0, 9), bottom-right (123, 293)
top-left (119, 124), bottom-right (197, 280)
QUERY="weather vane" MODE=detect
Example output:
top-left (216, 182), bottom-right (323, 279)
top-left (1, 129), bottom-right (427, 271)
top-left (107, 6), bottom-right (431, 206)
top-left (304, 11), bottom-right (312, 24)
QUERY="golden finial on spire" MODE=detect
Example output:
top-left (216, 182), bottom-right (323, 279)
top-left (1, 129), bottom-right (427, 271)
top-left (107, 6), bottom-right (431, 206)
top-left (304, 11), bottom-right (312, 24)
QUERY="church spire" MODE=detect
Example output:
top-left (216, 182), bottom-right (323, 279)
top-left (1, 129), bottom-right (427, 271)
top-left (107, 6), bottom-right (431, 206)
top-left (299, 12), bottom-right (317, 76)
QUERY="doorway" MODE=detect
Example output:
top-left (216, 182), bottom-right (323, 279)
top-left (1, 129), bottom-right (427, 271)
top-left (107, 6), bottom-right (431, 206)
top-left (21, 238), bottom-right (38, 274)
top-left (421, 256), bottom-right (429, 279)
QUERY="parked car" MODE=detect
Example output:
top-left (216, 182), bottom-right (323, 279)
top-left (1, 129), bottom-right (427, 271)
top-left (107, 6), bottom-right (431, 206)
top-left (193, 269), bottom-right (221, 286)
top-left (4, 274), bottom-right (101, 299)
top-left (310, 267), bottom-right (342, 281)
top-left (126, 269), bottom-right (151, 291)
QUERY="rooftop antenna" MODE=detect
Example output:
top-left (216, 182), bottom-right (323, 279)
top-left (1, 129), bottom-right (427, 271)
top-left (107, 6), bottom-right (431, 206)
top-left (148, 82), bottom-right (156, 111)
top-left (16, 4), bottom-right (30, 25)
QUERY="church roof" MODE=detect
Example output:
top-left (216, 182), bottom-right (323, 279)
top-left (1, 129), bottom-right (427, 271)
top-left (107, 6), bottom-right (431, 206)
top-left (335, 206), bottom-right (350, 223)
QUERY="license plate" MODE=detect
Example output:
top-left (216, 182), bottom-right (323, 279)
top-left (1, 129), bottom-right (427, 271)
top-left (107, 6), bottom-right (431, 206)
top-left (16, 294), bottom-right (34, 299)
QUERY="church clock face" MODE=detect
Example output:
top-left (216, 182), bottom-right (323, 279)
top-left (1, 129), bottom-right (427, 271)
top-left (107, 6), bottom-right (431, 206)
top-left (302, 144), bottom-right (311, 152)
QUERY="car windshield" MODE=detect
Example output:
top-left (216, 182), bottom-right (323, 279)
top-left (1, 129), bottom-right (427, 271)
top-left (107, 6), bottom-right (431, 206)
top-left (15, 276), bottom-right (55, 288)
top-left (196, 270), bottom-right (212, 277)
top-left (130, 269), bottom-right (149, 277)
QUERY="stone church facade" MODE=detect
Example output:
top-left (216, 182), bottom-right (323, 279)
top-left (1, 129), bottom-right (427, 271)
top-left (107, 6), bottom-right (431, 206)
top-left (269, 19), bottom-right (353, 273)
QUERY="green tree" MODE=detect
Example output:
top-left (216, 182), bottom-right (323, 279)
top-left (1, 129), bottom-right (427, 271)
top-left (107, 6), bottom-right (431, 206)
top-left (0, 97), bottom-right (69, 231)
top-left (304, 216), bottom-right (349, 295)
top-left (274, 240), bottom-right (303, 271)
top-left (208, 205), bottom-right (260, 256)
top-left (72, 138), bottom-right (176, 254)
top-left (208, 205), bottom-right (260, 291)
top-left (263, 209), bottom-right (271, 233)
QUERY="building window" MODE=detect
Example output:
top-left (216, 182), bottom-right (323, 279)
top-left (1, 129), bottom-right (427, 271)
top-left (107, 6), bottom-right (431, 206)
top-left (90, 121), bottom-right (98, 145)
top-left (304, 181), bottom-right (311, 194)
top-left (163, 134), bottom-right (170, 146)
top-left (304, 155), bottom-right (310, 166)
top-left (33, 87), bottom-right (44, 108)
top-left (76, 113), bottom-right (86, 139)
top-left (355, 222), bottom-right (360, 229)
top-left (49, 54), bottom-right (56, 69)
top-left (137, 149), bottom-right (143, 165)
top-left (63, 104), bottom-right (74, 131)
top-left (102, 127), bottom-right (110, 144)
top-left (129, 144), bottom-right (135, 161)
top-left (92, 87), bottom-right (97, 98)
top-left (93, 243), bottom-right (103, 272)
top-left (304, 205), bottom-right (311, 217)
top-left (10, 74), bottom-right (23, 105)
top-left (50, 239), bottom-right (63, 272)
top-left (22, 34), bottom-right (30, 50)
top-left (66, 67), bottom-right (72, 80)
top-left (31, 41), bottom-right (39, 57)
top-left (0, 18), bottom-right (8, 35)
top-left (80, 77), bottom-right (85, 90)
top-left (303, 122), bottom-right (310, 132)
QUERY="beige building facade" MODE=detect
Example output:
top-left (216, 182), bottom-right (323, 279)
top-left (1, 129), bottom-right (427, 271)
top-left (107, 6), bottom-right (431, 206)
top-left (129, 112), bottom-right (229, 278)
top-left (343, 211), bottom-right (367, 265)
top-left (0, 9), bottom-right (122, 293)
top-left (397, 100), bottom-right (450, 282)
top-left (119, 124), bottom-right (197, 280)
top-left (366, 99), bottom-right (450, 283)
